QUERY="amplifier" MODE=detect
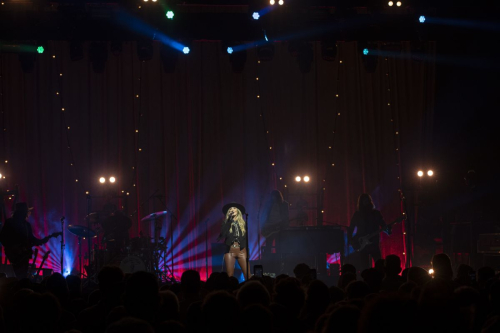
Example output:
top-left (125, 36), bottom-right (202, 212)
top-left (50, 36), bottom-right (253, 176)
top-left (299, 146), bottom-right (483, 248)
top-left (477, 234), bottom-right (500, 254)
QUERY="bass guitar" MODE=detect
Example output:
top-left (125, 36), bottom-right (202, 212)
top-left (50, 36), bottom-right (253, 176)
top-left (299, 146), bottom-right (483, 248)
top-left (351, 215), bottom-right (405, 252)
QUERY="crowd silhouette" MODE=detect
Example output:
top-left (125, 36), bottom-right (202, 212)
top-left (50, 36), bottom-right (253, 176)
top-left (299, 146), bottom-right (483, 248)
top-left (0, 253), bottom-right (499, 333)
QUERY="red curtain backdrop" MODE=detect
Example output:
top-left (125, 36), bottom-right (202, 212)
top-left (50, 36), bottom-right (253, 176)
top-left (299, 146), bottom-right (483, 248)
top-left (0, 41), bottom-right (435, 279)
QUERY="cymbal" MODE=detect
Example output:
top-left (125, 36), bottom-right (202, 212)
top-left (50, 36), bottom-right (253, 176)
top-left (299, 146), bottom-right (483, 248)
top-left (68, 224), bottom-right (97, 238)
top-left (141, 211), bottom-right (168, 222)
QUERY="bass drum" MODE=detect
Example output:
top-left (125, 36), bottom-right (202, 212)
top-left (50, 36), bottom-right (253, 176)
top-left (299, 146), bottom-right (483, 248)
top-left (120, 256), bottom-right (146, 274)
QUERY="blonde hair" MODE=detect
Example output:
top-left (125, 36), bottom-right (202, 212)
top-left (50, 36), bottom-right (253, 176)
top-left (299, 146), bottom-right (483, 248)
top-left (225, 208), bottom-right (246, 235)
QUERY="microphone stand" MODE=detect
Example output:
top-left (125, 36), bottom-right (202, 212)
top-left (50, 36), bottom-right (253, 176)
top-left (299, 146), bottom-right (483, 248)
top-left (204, 218), bottom-right (210, 281)
top-left (156, 195), bottom-right (178, 283)
top-left (60, 216), bottom-right (65, 275)
top-left (245, 213), bottom-right (250, 280)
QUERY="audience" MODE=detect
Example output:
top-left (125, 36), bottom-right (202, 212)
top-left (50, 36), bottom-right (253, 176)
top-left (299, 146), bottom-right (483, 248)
top-left (0, 253), bottom-right (498, 333)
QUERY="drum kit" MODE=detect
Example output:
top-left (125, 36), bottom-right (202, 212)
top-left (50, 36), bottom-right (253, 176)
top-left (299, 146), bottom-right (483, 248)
top-left (67, 210), bottom-right (174, 282)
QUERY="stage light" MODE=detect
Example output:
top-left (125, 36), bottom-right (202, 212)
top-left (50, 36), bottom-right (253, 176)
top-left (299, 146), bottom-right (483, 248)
top-left (37, 46), bottom-right (44, 54)
top-left (303, 176), bottom-right (310, 182)
top-left (109, 176), bottom-right (116, 183)
top-left (419, 16), bottom-right (426, 23)
top-left (182, 47), bottom-right (190, 54)
top-left (252, 12), bottom-right (260, 20)
top-left (227, 47), bottom-right (234, 54)
top-left (152, 0), bottom-right (157, 2)
top-left (295, 176), bottom-right (301, 182)
top-left (0, 173), bottom-right (2, 179)
top-left (99, 177), bottom-right (106, 184)
top-left (270, 0), bottom-right (275, 5)
top-left (388, 1), bottom-right (394, 6)
top-left (428, 268), bottom-right (434, 275)
top-left (417, 171), bottom-right (424, 177)
top-left (166, 11), bottom-right (174, 20)
top-left (279, 0), bottom-right (284, 5)
top-left (397, 1), bottom-right (402, 6)
top-left (427, 170), bottom-right (434, 176)
top-left (363, 48), bottom-right (369, 55)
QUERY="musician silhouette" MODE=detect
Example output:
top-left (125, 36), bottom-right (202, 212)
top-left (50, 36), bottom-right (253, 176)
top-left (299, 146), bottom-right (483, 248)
top-left (0, 202), bottom-right (55, 279)
top-left (347, 194), bottom-right (392, 272)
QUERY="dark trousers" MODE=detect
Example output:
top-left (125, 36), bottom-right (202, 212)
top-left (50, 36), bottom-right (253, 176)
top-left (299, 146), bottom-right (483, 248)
top-left (12, 260), bottom-right (30, 279)
top-left (358, 243), bottom-right (382, 272)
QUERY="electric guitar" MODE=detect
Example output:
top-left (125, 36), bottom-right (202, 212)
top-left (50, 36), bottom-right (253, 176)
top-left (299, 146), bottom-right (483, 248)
top-left (4, 232), bottom-right (62, 264)
top-left (351, 215), bottom-right (405, 252)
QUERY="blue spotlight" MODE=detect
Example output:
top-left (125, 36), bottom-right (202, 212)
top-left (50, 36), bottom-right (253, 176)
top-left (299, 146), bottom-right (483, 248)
top-left (182, 46), bottom-right (190, 54)
top-left (227, 47), bottom-right (234, 54)
top-left (363, 48), bottom-right (369, 55)
top-left (252, 12), bottom-right (260, 20)
top-left (419, 15), bottom-right (426, 23)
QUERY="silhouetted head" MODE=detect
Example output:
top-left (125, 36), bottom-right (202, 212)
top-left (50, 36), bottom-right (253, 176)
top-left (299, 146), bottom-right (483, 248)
top-left (346, 280), bottom-right (371, 300)
top-left (293, 263), bottom-right (311, 281)
top-left (407, 266), bottom-right (431, 286)
top-left (202, 291), bottom-right (239, 333)
top-left (431, 253), bottom-right (453, 281)
top-left (181, 270), bottom-right (201, 295)
top-left (384, 255), bottom-right (402, 276)
top-left (357, 194), bottom-right (375, 212)
top-left (98, 266), bottom-right (124, 295)
top-left (274, 277), bottom-right (305, 318)
top-left (106, 317), bottom-right (154, 333)
top-left (338, 272), bottom-right (357, 290)
top-left (341, 264), bottom-right (357, 276)
top-left (237, 280), bottom-right (270, 308)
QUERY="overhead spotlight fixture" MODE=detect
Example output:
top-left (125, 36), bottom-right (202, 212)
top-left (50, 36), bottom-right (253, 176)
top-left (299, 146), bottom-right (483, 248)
top-left (152, 0), bottom-right (157, 2)
top-left (417, 171), bottom-right (424, 177)
top-left (427, 170), bottom-right (434, 176)
top-left (428, 268), bottom-right (434, 275)
top-left (397, 1), bottom-right (402, 6)
top-left (363, 48), bottom-right (369, 55)
top-left (182, 47), bottom-right (190, 54)
top-left (166, 11), bottom-right (174, 20)
top-left (295, 176), bottom-right (302, 182)
top-left (99, 177), bottom-right (106, 184)
top-left (109, 177), bottom-right (116, 183)
top-left (37, 46), bottom-right (44, 54)
top-left (303, 176), bottom-right (310, 182)
top-left (419, 15), bottom-right (426, 23)
top-left (0, 173), bottom-right (2, 179)
top-left (388, 1), bottom-right (394, 6)
top-left (227, 47), bottom-right (234, 54)
top-left (279, 0), bottom-right (284, 5)
top-left (252, 12), bottom-right (260, 20)
top-left (270, 0), bottom-right (275, 5)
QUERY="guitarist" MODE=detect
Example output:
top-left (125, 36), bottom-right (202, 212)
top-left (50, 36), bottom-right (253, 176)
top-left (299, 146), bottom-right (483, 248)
top-left (0, 202), bottom-right (57, 279)
top-left (347, 194), bottom-right (392, 271)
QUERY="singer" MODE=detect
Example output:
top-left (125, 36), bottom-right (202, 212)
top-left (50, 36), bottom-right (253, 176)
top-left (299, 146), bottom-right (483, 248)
top-left (217, 203), bottom-right (248, 279)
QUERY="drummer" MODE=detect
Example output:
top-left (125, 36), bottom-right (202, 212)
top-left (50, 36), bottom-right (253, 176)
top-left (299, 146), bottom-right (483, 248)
top-left (101, 203), bottom-right (132, 254)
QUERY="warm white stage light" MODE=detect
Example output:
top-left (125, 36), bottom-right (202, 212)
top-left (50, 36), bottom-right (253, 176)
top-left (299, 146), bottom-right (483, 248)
top-left (303, 176), bottom-right (310, 182)
top-left (295, 176), bottom-right (302, 182)
top-left (388, 1), bottom-right (394, 6)
top-left (417, 171), bottom-right (424, 177)
top-left (397, 1), bottom-right (402, 6)
top-left (278, 0), bottom-right (284, 5)
top-left (427, 170), bottom-right (434, 176)
top-left (428, 268), bottom-right (434, 275)
top-left (99, 177), bottom-right (106, 184)
top-left (109, 176), bottom-right (116, 183)
top-left (270, 0), bottom-right (275, 5)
